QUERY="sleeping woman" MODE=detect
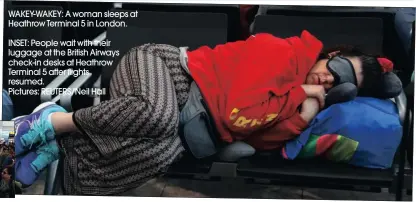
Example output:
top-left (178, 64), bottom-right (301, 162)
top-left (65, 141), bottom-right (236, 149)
top-left (15, 30), bottom-right (390, 195)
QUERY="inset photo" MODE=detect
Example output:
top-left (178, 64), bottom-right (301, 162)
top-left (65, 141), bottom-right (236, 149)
top-left (1, 121), bottom-right (17, 198)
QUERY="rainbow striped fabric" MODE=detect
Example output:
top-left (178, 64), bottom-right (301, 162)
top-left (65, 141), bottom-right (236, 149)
top-left (286, 134), bottom-right (359, 163)
top-left (281, 97), bottom-right (402, 169)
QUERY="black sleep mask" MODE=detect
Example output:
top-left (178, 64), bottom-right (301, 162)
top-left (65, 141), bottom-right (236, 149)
top-left (326, 56), bottom-right (357, 86)
top-left (324, 55), bottom-right (402, 107)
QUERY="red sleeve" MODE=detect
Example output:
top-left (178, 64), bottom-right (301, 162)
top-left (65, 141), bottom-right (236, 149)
top-left (245, 112), bottom-right (309, 150)
top-left (224, 85), bottom-right (307, 139)
top-left (187, 40), bottom-right (248, 87)
top-left (221, 34), bottom-right (307, 138)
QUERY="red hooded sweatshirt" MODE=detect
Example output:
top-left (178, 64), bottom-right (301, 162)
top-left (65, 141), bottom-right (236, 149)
top-left (186, 30), bottom-right (323, 150)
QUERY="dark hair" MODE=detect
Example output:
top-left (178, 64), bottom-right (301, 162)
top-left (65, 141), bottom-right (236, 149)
top-left (318, 45), bottom-right (383, 97)
top-left (3, 166), bottom-right (14, 177)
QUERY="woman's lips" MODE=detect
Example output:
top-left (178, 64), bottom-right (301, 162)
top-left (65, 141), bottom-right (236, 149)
top-left (306, 74), bottom-right (322, 85)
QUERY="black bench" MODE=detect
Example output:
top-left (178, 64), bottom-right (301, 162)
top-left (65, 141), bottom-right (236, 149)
top-left (406, 21), bottom-right (415, 167)
top-left (172, 14), bottom-right (410, 200)
top-left (251, 13), bottom-right (413, 200)
top-left (166, 14), bottom-right (411, 201)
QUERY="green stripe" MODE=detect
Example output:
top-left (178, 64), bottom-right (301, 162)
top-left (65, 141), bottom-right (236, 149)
top-left (327, 135), bottom-right (359, 163)
top-left (298, 134), bottom-right (319, 158)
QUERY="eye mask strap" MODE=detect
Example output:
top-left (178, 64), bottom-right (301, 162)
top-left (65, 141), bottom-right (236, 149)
top-left (341, 56), bottom-right (358, 86)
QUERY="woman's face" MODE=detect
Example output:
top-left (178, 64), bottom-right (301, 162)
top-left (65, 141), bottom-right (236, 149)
top-left (1, 168), bottom-right (10, 181)
top-left (306, 56), bottom-right (364, 91)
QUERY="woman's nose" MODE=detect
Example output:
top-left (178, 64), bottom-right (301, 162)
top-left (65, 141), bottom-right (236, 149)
top-left (321, 74), bottom-right (335, 90)
top-left (325, 74), bottom-right (335, 84)
top-left (320, 74), bottom-right (334, 85)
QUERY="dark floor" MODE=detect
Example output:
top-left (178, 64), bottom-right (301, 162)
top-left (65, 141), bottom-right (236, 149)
top-left (21, 172), bottom-right (412, 201)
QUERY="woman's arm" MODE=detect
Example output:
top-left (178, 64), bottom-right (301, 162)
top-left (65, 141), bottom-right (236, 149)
top-left (223, 84), bottom-right (324, 136)
top-left (245, 111), bottom-right (309, 150)
top-left (218, 32), bottom-right (324, 140)
top-left (244, 98), bottom-right (320, 150)
top-left (299, 98), bottom-right (320, 123)
top-left (223, 85), bottom-right (307, 139)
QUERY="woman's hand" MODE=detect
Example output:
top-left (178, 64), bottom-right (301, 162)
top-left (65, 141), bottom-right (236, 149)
top-left (301, 85), bottom-right (326, 109)
top-left (300, 98), bottom-right (320, 123)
